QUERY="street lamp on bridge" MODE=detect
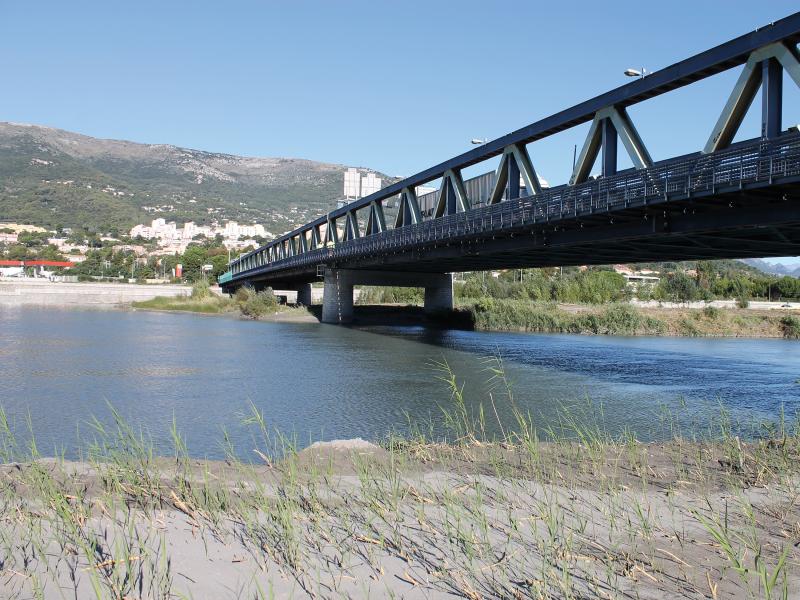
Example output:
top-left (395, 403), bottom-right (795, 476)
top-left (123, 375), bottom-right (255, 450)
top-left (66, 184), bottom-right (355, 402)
top-left (624, 67), bottom-right (649, 79)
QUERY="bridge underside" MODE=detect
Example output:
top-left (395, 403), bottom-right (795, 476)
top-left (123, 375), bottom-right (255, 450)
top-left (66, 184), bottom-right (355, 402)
top-left (226, 181), bottom-right (800, 291)
top-left (224, 17), bottom-right (800, 324)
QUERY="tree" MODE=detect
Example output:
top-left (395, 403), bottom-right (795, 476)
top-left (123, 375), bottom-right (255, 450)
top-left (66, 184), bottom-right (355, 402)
top-left (6, 245), bottom-right (29, 260)
top-left (36, 245), bottom-right (64, 261)
top-left (180, 245), bottom-right (208, 282)
top-left (655, 272), bottom-right (700, 302)
top-left (210, 254), bottom-right (229, 281)
top-left (695, 261), bottom-right (715, 290)
top-left (776, 276), bottom-right (800, 300)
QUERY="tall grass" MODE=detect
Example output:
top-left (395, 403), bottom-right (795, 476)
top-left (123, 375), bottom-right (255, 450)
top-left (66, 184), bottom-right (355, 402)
top-left (0, 365), bottom-right (798, 599)
top-left (465, 300), bottom-right (667, 335)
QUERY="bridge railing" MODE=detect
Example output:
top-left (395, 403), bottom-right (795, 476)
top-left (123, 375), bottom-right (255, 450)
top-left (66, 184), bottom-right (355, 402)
top-left (229, 133), bottom-right (800, 281)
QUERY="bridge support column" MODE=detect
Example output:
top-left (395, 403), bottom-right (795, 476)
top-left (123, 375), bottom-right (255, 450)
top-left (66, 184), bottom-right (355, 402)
top-left (295, 283), bottom-right (312, 306)
top-left (321, 269), bottom-right (453, 324)
top-left (322, 270), bottom-right (354, 324)
top-left (423, 274), bottom-right (454, 314)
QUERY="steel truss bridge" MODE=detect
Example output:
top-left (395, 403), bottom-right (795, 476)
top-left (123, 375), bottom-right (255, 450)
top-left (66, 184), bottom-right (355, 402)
top-left (222, 12), bottom-right (800, 323)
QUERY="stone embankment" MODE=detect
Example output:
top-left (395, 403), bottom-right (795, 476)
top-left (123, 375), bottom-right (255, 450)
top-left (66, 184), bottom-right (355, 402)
top-left (0, 279), bottom-right (192, 307)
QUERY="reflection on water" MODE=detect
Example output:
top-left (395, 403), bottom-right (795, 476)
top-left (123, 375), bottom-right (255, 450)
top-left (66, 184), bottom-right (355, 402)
top-left (0, 306), bottom-right (798, 458)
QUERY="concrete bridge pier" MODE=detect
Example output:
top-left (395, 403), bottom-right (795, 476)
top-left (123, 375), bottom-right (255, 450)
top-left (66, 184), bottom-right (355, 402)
top-left (321, 269), bottom-right (453, 324)
top-left (295, 283), bottom-right (313, 306)
top-left (322, 270), bottom-right (354, 323)
top-left (424, 281), bottom-right (454, 313)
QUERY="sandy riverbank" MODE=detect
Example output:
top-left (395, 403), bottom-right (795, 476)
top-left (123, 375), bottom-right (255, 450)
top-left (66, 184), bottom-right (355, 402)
top-left (1, 435), bottom-right (798, 599)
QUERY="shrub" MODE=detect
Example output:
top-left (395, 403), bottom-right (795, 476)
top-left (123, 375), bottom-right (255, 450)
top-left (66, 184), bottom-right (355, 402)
top-left (736, 296), bottom-right (750, 309)
top-left (601, 304), bottom-right (642, 335)
top-left (474, 297), bottom-right (496, 313)
top-left (191, 279), bottom-right (212, 299)
top-left (677, 318), bottom-right (701, 336)
top-left (356, 286), bottom-right (423, 305)
top-left (238, 288), bottom-right (278, 319)
top-left (233, 286), bottom-right (253, 303)
top-left (654, 272), bottom-right (700, 302)
top-left (780, 315), bottom-right (800, 339)
top-left (702, 305), bottom-right (720, 320)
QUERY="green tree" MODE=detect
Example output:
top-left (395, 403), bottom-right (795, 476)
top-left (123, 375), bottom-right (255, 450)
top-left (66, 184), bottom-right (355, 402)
top-left (655, 272), bottom-right (700, 302)
top-left (209, 254), bottom-right (229, 281)
top-left (180, 245), bottom-right (209, 282)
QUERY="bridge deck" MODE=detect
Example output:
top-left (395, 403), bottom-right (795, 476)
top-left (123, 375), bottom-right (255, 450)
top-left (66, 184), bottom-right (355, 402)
top-left (227, 134), bottom-right (800, 288)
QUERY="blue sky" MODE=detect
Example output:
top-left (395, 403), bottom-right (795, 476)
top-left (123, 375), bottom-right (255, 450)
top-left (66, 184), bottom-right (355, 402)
top-left (2, 1), bottom-right (800, 263)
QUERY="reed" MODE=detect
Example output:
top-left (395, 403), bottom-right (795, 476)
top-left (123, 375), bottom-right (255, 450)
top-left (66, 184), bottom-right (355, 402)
top-left (0, 365), bottom-right (798, 598)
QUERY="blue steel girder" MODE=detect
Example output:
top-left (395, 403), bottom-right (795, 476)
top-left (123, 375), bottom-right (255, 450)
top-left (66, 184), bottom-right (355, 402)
top-left (570, 106), bottom-right (653, 185)
top-left (310, 225), bottom-right (321, 250)
top-left (705, 41), bottom-right (800, 153)
top-left (343, 210), bottom-right (361, 241)
top-left (395, 187), bottom-right (422, 228)
top-left (230, 12), bottom-right (800, 275)
top-left (365, 201), bottom-right (386, 236)
top-left (324, 217), bottom-right (339, 245)
top-left (434, 169), bottom-right (470, 217)
top-left (489, 143), bottom-right (542, 205)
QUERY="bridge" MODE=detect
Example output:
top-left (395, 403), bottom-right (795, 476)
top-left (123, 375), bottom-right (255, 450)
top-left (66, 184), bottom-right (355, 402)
top-left (221, 12), bottom-right (800, 323)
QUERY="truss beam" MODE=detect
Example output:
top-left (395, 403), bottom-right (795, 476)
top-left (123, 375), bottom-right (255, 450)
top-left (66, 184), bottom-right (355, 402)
top-left (365, 201), bottom-right (386, 235)
top-left (570, 106), bottom-right (652, 184)
top-left (705, 42), bottom-right (800, 153)
top-left (434, 169), bottom-right (470, 217)
top-left (324, 218), bottom-right (339, 246)
top-left (489, 143), bottom-right (542, 204)
top-left (395, 187), bottom-right (422, 228)
top-left (343, 210), bottom-right (361, 241)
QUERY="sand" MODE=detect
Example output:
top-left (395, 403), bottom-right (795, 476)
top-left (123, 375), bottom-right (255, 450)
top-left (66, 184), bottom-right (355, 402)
top-left (0, 439), bottom-right (798, 598)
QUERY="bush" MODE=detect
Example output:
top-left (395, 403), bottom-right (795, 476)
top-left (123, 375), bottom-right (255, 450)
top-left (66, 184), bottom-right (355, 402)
top-left (191, 279), bottom-right (212, 299)
top-left (654, 272), bottom-right (701, 302)
top-left (233, 286), bottom-right (252, 303)
top-left (600, 304), bottom-right (642, 335)
top-left (238, 287), bottom-right (278, 319)
top-left (702, 305), bottom-right (720, 320)
top-left (736, 296), bottom-right (750, 309)
top-left (356, 286), bottom-right (423, 305)
top-left (780, 315), bottom-right (800, 339)
top-left (464, 299), bottom-right (666, 335)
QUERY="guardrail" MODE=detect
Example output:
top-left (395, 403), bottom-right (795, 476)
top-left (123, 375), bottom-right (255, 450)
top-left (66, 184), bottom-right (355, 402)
top-left (229, 133), bottom-right (800, 282)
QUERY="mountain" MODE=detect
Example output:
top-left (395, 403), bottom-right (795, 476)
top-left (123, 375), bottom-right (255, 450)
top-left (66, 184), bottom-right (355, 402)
top-left (741, 258), bottom-right (800, 278)
top-left (0, 122), bottom-right (387, 236)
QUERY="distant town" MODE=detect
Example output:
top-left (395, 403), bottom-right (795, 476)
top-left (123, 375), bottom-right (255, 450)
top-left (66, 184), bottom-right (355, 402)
top-left (129, 219), bottom-right (270, 254)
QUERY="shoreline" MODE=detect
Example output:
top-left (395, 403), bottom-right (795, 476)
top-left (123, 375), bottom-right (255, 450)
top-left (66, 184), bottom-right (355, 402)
top-left (130, 304), bottom-right (319, 323)
top-left (12, 294), bottom-right (800, 338)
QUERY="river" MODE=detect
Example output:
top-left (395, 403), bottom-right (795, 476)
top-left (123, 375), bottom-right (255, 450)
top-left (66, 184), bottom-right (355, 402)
top-left (1, 306), bottom-right (798, 459)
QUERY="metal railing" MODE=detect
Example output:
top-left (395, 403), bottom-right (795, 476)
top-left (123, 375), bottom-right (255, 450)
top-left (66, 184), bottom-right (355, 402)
top-left (229, 134), bottom-right (800, 281)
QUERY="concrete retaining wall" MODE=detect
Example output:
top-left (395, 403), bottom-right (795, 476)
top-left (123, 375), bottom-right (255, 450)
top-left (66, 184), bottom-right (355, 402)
top-left (0, 280), bottom-right (192, 307)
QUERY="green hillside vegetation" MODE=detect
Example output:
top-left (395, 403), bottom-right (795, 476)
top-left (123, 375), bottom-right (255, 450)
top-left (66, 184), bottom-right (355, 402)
top-left (0, 122), bottom-right (382, 234)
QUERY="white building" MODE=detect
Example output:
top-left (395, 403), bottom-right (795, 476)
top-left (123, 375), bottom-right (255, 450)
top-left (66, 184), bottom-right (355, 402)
top-left (343, 168), bottom-right (382, 199)
top-left (130, 219), bottom-right (265, 246)
top-left (360, 173), bottom-right (382, 197)
top-left (344, 168), bottom-right (361, 199)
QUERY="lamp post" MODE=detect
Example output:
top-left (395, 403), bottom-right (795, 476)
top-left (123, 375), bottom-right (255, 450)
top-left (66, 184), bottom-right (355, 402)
top-left (624, 67), bottom-right (648, 79)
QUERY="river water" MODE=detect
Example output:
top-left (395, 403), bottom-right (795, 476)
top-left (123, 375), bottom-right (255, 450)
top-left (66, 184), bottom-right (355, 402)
top-left (1, 306), bottom-right (798, 459)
